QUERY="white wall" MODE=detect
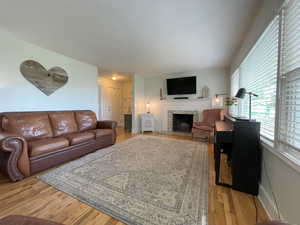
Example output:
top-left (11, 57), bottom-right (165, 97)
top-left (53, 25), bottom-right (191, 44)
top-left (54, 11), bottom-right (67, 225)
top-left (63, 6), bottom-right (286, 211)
top-left (230, 0), bottom-right (300, 224)
top-left (132, 74), bottom-right (146, 133)
top-left (259, 147), bottom-right (300, 223)
top-left (0, 30), bottom-right (99, 116)
top-left (144, 69), bottom-right (229, 131)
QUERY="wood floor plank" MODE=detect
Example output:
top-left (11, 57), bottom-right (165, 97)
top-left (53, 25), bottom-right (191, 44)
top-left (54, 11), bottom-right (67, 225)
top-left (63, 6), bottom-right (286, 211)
top-left (222, 192), bottom-right (234, 225)
top-left (0, 128), bottom-right (269, 225)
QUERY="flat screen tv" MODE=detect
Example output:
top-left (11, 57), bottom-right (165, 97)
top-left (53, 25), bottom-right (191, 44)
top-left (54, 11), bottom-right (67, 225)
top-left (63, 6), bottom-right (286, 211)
top-left (166, 76), bottom-right (196, 95)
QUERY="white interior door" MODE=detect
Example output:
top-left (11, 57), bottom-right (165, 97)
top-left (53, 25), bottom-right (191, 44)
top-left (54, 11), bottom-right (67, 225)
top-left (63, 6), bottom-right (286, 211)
top-left (101, 86), bottom-right (122, 124)
top-left (102, 86), bottom-right (112, 120)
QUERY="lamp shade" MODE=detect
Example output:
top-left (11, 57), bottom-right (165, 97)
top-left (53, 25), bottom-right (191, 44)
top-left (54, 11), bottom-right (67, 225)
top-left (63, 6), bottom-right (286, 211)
top-left (235, 88), bottom-right (246, 99)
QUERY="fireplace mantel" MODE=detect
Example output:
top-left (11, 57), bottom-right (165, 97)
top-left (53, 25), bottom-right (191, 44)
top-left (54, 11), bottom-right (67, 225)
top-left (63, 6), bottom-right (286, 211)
top-left (159, 98), bottom-right (212, 132)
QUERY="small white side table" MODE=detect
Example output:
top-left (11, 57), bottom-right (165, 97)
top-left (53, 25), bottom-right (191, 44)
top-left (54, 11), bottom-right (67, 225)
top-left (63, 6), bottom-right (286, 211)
top-left (141, 113), bottom-right (155, 133)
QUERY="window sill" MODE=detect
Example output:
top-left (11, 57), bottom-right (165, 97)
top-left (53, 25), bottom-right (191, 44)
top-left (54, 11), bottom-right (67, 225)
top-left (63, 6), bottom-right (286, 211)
top-left (260, 136), bottom-right (274, 149)
top-left (261, 138), bottom-right (300, 175)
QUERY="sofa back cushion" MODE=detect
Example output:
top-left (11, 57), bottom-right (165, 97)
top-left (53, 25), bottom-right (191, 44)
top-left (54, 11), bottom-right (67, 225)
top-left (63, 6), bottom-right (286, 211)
top-left (48, 111), bottom-right (78, 137)
top-left (75, 111), bottom-right (97, 131)
top-left (1, 112), bottom-right (53, 141)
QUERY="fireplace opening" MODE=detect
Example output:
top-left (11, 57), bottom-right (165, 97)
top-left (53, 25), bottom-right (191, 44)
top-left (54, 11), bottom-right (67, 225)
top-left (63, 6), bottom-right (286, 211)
top-left (172, 114), bottom-right (194, 133)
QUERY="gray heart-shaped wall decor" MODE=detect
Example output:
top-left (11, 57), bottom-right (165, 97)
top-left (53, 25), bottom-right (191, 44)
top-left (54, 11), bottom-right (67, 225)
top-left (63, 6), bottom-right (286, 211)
top-left (20, 60), bottom-right (69, 96)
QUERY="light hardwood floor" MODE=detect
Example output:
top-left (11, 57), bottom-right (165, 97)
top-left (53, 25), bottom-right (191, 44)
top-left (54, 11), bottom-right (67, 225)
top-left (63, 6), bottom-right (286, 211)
top-left (0, 128), bottom-right (269, 225)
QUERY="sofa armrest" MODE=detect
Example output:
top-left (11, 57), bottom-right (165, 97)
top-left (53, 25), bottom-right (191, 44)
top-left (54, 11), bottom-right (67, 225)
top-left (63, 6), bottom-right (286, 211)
top-left (0, 132), bottom-right (30, 181)
top-left (97, 120), bottom-right (118, 130)
top-left (97, 121), bottom-right (118, 144)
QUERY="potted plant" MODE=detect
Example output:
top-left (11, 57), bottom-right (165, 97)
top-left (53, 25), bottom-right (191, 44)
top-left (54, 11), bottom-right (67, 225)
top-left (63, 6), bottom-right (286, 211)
top-left (225, 97), bottom-right (238, 106)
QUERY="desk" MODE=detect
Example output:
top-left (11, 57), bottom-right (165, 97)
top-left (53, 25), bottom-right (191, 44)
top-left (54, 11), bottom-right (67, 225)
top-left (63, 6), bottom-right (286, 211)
top-left (214, 115), bottom-right (261, 195)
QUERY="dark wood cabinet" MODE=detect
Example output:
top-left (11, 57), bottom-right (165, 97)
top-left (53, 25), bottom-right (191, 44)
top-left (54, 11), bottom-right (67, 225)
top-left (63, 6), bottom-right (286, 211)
top-left (124, 114), bottom-right (132, 132)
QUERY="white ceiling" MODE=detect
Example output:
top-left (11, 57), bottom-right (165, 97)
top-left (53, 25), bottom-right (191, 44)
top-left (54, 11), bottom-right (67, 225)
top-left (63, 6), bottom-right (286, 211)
top-left (100, 72), bottom-right (133, 82)
top-left (0, 0), bottom-right (260, 76)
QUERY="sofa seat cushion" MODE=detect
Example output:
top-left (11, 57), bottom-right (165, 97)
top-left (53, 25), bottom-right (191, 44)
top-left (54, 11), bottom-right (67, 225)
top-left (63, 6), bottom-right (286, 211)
top-left (29, 137), bottom-right (69, 157)
top-left (192, 125), bottom-right (213, 132)
top-left (64, 132), bottom-right (95, 145)
top-left (90, 129), bottom-right (113, 138)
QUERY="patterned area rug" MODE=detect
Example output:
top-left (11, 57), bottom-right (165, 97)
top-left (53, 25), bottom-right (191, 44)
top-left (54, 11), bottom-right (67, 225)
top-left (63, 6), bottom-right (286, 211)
top-left (38, 135), bottom-right (208, 225)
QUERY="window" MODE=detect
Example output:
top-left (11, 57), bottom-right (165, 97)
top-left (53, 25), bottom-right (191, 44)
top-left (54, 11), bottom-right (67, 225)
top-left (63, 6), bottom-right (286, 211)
top-left (278, 0), bottom-right (300, 160)
top-left (239, 16), bottom-right (279, 141)
top-left (230, 0), bottom-right (300, 164)
top-left (229, 70), bottom-right (240, 116)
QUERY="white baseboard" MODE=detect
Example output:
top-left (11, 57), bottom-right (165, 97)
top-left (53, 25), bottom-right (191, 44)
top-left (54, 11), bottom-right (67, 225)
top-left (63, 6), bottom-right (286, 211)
top-left (258, 185), bottom-right (285, 221)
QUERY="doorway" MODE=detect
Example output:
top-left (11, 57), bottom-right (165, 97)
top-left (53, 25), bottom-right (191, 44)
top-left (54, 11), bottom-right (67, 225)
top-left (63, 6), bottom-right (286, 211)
top-left (98, 73), bottom-right (133, 133)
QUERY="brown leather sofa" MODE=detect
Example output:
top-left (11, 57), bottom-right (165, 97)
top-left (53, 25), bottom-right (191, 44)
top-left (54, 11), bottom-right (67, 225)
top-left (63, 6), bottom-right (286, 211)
top-left (0, 215), bottom-right (64, 225)
top-left (0, 110), bottom-right (117, 181)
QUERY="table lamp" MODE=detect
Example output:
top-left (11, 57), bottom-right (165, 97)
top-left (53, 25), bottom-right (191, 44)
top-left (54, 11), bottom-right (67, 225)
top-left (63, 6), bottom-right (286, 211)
top-left (235, 88), bottom-right (258, 120)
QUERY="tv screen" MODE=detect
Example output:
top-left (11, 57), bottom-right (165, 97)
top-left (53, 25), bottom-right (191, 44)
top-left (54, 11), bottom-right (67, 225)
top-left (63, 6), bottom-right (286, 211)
top-left (167, 76), bottom-right (196, 95)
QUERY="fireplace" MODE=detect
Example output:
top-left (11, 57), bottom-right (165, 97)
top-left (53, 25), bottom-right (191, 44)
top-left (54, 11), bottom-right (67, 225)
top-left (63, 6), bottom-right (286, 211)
top-left (172, 114), bottom-right (194, 133)
top-left (167, 110), bottom-right (199, 133)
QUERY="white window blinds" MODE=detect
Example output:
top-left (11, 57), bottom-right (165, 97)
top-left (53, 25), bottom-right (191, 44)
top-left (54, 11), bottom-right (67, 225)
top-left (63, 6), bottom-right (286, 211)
top-left (239, 16), bottom-right (279, 140)
top-left (230, 70), bottom-right (239, 116)
top-left (278, 0), bottom-right (300, 158)
top-left (281, 0), bottom-right (300, 74)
